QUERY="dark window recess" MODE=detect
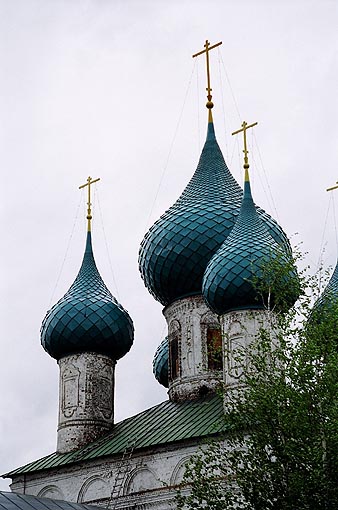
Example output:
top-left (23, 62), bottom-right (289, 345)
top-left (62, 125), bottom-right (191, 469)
top-left (207, 327), bottom-right (223, 371)
top-left (170, 334), bottom-right (180, 380)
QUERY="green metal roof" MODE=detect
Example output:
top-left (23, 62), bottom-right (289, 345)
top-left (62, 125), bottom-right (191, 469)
top-left (4, 395), bottom-right (225, 478)
top-left (0, 491), bottom-right (101, 510)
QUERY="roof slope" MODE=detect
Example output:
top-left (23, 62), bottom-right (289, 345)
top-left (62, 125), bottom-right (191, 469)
top-left (4, 395), bottom-right (225, 477)
top-left (0, 491), bottom-right (100, 510)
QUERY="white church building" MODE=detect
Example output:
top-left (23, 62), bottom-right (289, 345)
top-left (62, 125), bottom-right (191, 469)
top-left (3, 41), bottom-right (337, 510)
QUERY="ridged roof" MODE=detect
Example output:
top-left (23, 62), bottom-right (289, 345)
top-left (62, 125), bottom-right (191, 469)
top-left (4, 395), bottom-right (225, 477)
top-left (0, 492), bottom-right (100, 510)
top-left (139, 121), bottom-right (290, 306)
top-left (153, 337), bottom-right (169, 388)
top-left (41, 232), bottom-right (134, 361)
top-left (203, 174), bottom-right (298, 315)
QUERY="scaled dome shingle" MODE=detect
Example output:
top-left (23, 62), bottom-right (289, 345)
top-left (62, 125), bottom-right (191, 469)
top-left (203, 175), bottom-right (299, 315)
top-left (309, 260), bottom-right (338, 332)
top-left (41, 232), bottom-right (134, 360)
top-left (139, 122), bottom-right (290, 306)
top-left (153, 337), bottom-right (169, 388)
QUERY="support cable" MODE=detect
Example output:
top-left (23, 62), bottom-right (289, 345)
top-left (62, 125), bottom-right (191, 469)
top-left (252, 132), bottom-right (280, 223)
top-left (143, 61), bottom-right (197, 234)
top-left (196, 57), bottom-right (201, 153)
top-left (95, 187), bottom-right (121, 301)
top-left (217, 48), bottom-right (228, 160)
top-left (219, 51), bottom-right (282, 225)
top-left (317, 197), bottom-right (332, 272)
top-left (219, 53), bottom-right (241, 121)
top-left (332, 194), bottom-right (338, 255)
top-left (48, 194), bottom-right (83, 307)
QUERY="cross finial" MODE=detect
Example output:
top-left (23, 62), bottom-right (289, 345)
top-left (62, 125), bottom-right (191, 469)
top-left (193, 39), bottom-right (222, 122)
top-left (79, 176), bottom-right (100, 232)
top-left (327, 181), bottom-right (338, 192)
top-left (232, 121), bottom-right (258, 180)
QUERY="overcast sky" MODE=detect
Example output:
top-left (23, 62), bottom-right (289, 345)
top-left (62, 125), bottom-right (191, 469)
top-left (1, 0), bottom-right (337, 491)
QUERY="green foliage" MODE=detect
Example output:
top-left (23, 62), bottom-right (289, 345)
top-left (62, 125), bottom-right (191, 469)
top-left (176, 255), bottom-right (338, 510)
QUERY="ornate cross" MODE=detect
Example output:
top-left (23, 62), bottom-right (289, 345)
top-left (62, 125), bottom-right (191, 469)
top-left (232, 121), bottom-right (258, 174)
top-left (79, 176), bottom-right (100, 231)
top-left (193, 39), bottom-right (222, 114)
top-left (327, 181), bottom-right (338, 192)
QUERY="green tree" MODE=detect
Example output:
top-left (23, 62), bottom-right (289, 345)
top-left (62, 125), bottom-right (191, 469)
top-left (176, 259), bottom-right (338, 510)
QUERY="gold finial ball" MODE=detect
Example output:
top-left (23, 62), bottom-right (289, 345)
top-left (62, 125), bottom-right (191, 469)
top-left (87, 215), bottom-right (92, 220)
top-left (206, 100), bottom-right (214, 109)
top-left (244, 164), bottom-right (250, 170)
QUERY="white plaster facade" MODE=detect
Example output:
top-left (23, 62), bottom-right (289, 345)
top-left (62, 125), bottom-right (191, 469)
top-left (10, 442), bottom-right (202, 510)
top-left (57, 352), bottom-right (116, 453)
top-left (8, 308), bottom-right (280, 510)
top-left (163, 295), bottom-right (222, 401)
top-left (221, 309), bottom-right (278, 405)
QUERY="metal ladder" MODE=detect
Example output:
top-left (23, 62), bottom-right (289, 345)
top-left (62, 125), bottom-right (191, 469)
top-left (106, 441), bottom-right (137, 509)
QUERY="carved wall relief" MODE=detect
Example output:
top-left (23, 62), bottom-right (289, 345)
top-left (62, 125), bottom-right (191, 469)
top-left (61, 364), bottom-right (80, 418)
top-left (86, 363), bottom-right (114, 420)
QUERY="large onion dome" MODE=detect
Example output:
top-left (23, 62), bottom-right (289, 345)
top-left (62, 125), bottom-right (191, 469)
top-left (41, 232), bottom-right (134, 361)
top-left (139, 120), bottom-right (290, 306)
top-left (153, 337), bottom-right (169, 388)
top-left (203, 171), bottom-right (299, 315)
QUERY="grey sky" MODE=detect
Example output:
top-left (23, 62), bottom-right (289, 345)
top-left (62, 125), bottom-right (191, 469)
top-left (1, 0), bottom-right (337, 490)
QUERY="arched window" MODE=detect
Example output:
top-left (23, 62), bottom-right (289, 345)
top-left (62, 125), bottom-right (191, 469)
top-left (207, 326), bottom-right (222, 371)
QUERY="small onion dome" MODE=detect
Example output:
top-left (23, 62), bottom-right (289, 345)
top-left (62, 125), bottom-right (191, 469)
top-left (203, 174), bottom-right (299, 315)
top-left (153, 337), bottom-right (169, 388)
top-left (41, 232), bottom-right (134, 361)
top-left (310, 260), bottom-right (338, 328)
top-left (139, 121), bottom-right (289, 306)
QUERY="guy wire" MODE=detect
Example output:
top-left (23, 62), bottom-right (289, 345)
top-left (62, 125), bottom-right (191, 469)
top-left (49, 193), bottom-right (83, 308)
top-left (143, 60), bottom-right (197, 234)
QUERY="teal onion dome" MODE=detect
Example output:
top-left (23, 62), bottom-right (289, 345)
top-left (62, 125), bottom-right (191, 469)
top-left (139, 121), bottom-right (289, 306)
top-left (41, 232), bottom-right (134, 361)
top-left (203, 173), bottom-right (299, 315)
top-left (153, 337), bottom-right (169, 388)
top-left (311, 260), bottom-right (338, 324)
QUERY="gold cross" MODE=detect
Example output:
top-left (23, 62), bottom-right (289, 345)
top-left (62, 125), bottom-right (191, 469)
top-left (193, 40), bottom-right (222, 115)
top-left (79, 176), bottom-right (100, 231)
top-left (327, 181), bottom-right (338, 192)
top-left (232, 121), bottom-right (258, 176)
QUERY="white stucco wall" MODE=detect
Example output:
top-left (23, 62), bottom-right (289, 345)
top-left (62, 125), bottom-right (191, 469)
top-left (163, 295), bottom-right (222, 401)
top-left (10, 441), bottom-right (204, 510)
top-left (57, 352), bottom-right (116, 453)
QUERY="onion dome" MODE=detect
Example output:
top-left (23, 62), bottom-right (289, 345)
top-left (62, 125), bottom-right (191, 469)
top-left (41, 232), bottom-right (134, 361)
top-left (153, 337), bottom-right (169, 388)
top-left (310, 260), bottom-right (338, 325)
top-left (203, 169), bottom-right (299, 315)
top-left (139, 120), bottom-right (289, 306)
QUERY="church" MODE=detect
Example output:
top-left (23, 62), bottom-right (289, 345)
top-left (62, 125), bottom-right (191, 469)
top-left (2, 40), bottom-right (337, 510)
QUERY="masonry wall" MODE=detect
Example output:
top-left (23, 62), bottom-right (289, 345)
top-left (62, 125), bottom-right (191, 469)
top-left (10, 441), bottom-right (206, 510)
